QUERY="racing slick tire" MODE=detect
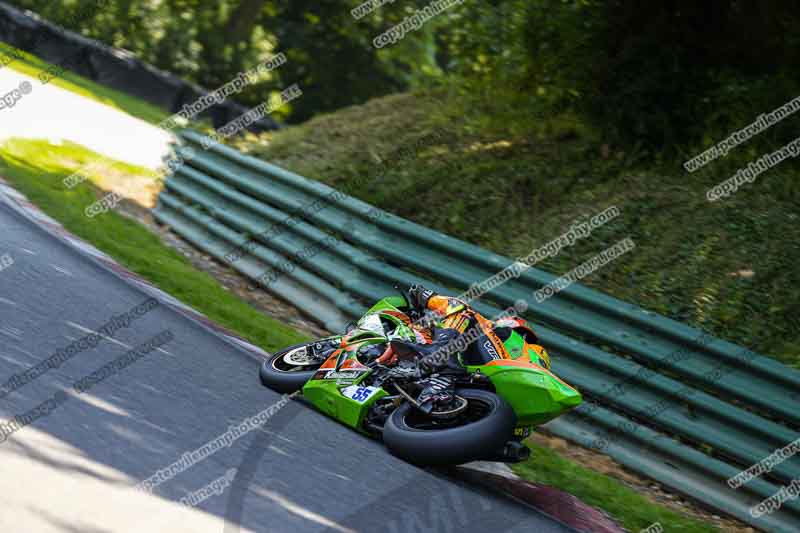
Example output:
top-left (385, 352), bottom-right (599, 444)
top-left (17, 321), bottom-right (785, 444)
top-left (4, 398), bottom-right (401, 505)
top-left (259, 343), bottom-right (323, 394)
top-left (383, 388), bottom-right (516, 466)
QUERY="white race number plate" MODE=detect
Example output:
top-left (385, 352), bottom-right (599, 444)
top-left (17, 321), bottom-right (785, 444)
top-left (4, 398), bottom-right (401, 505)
top-left (341, 385), bottom-right (380, 404)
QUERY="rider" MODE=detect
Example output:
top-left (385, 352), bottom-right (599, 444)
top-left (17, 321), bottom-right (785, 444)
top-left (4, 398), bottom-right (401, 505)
top-left (378, 284), bottom-right (549, 412)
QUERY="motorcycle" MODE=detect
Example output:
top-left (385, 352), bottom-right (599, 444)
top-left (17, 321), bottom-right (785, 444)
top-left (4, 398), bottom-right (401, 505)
top-left (259, 294), bottom-right (582, 465)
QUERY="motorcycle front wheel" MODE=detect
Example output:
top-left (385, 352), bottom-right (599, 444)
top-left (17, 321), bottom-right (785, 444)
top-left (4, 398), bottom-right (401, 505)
top-left (382, 388), bottom-right (516, 466)
top-left (259, 342), bottom-right (325, 393)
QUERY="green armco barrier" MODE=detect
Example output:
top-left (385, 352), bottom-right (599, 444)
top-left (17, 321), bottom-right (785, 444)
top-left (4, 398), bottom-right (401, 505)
top-left (152, 130), bottom-right (800, 532)
top-left (174, 133), bottom-right (800, 427)
top-left (548, 409), bottom-right (800, 533)
top-left (155, 194), bottom-right (356, 332)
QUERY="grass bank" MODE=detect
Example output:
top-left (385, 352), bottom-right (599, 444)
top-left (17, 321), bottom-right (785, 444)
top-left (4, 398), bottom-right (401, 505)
top-left (233, 88), bottom-right (800, 368)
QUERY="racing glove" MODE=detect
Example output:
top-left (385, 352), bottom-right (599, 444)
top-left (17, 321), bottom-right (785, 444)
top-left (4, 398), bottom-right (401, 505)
top-left (405, 284), bottom-right (436, 313)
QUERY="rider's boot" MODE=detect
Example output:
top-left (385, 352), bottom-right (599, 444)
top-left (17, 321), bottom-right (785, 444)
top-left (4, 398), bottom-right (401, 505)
top-left (417, 374), bottom-right (457, 413)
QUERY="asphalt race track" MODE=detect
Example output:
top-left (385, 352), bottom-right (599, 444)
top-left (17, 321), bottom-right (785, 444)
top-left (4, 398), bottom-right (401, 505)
top-left (0, 199), bottom-right (577, 532)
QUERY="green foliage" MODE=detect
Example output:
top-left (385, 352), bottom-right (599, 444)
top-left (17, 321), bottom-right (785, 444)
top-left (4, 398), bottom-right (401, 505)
top-left (259, 0), bottom-right (409, 122)
top-left (432, 0), bottom-right (800, 152)
top-left (6, 0), bottom-right (799, 150)
top-left (6, 0), bottom-right (450, 121)
top-left (377, 23), bottom-right (442, 88)
top-left (587, 1), bottom-right (800, 149)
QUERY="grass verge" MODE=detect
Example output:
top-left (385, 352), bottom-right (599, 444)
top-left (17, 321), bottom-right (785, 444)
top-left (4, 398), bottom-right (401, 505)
top-left (0, 137), bottom-right (306, 352)
top-left (1, 42), bottom-right (170, 126)
top-left (513, 440), bottom-right (719, 532)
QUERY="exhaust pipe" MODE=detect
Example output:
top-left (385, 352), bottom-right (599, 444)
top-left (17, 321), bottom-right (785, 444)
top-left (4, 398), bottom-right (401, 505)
top-left (481, 440), bottom-right (531, 463)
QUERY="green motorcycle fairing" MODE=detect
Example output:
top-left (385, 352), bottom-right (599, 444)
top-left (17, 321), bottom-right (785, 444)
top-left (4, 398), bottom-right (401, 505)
top-left (302, 297), bottom-right (411, 430)
top-left (302, 297), bottom-right (582, 432)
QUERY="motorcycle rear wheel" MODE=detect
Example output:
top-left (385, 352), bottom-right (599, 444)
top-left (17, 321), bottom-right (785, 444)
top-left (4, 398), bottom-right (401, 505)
top-left (259, 343), bottom-right (324, 393)
top-left (382, 388), bottom-right (516, 466)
